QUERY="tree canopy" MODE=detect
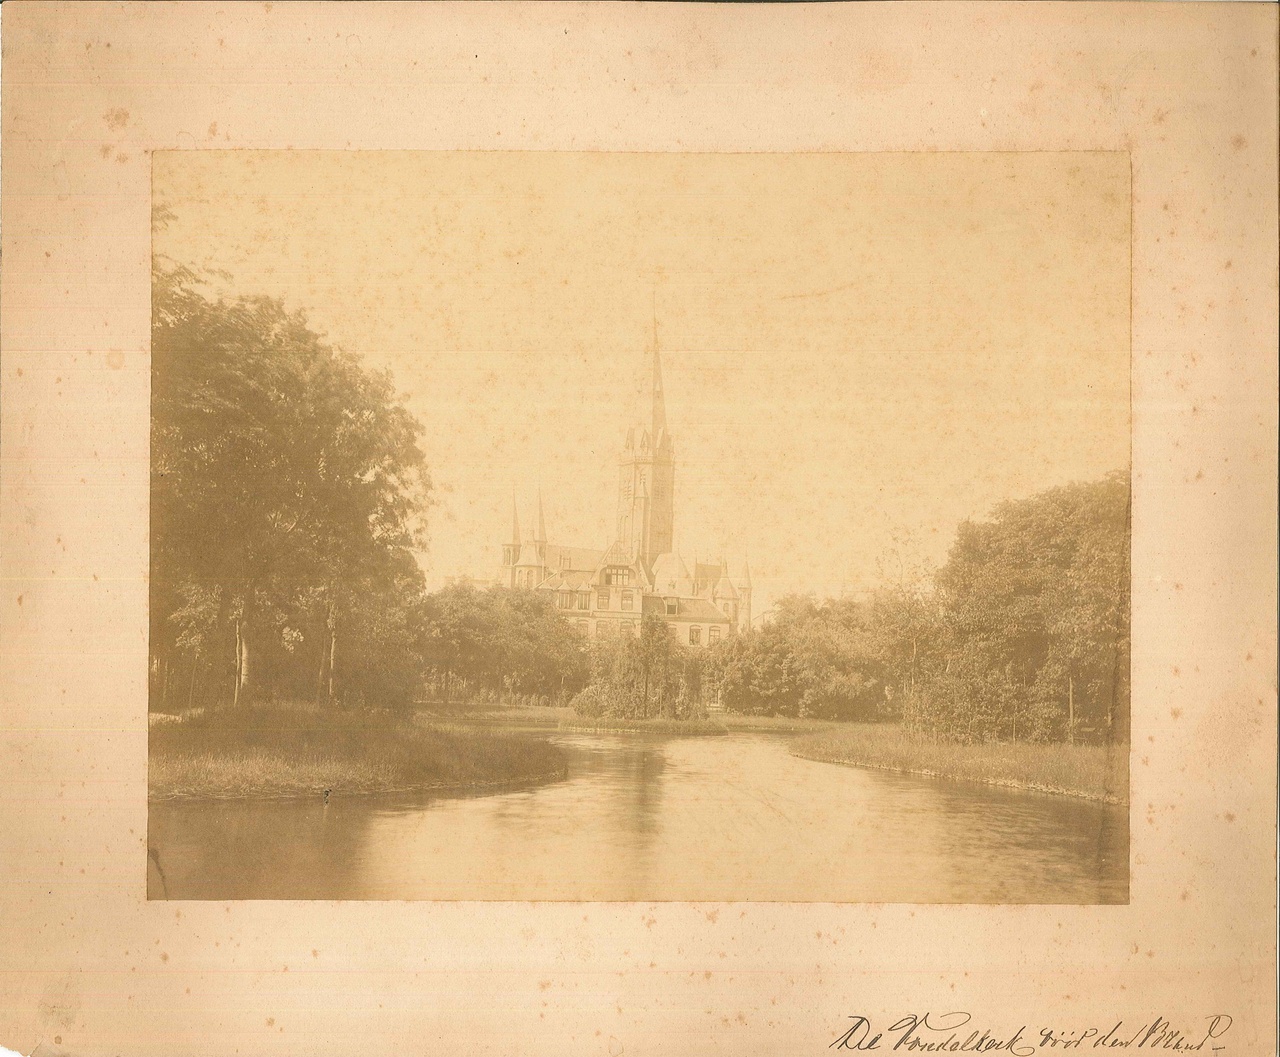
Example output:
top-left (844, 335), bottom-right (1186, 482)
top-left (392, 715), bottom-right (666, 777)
top-left (150, 262), bottom-right (432, 710)
top-left (705, 472), bottom-right (1130, 743)
top-left (149, 256), bottom-right (1129, 745)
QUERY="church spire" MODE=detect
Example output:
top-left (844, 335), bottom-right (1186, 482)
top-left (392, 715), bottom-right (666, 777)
top-left (650, 296), bottom-right (667, 439)
top-left (535, 487), bottom-right (547, 542)
top-left (509, 488), bottom-right (521, 545)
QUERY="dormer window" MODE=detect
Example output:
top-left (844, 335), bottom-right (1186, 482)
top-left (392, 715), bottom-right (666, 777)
top-left (665, 598), bottom-right (678, 616)
top-left (605, 567), bottom-right (631, 586)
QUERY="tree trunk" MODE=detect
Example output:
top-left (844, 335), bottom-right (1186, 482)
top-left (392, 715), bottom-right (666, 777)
top-left (237, 625), bottom-right (255, 707)
top-left (233, 619), bottom-right (243, 707)
top-left (326, 603), bottom-right (338, 707)
top-left (1067, 673), bottom-right (1075, 745)
top-left (234, 608), bottom-right (257, 709)
top-left (187, 647), bottom-right (200, 710)
top-left (316, 629), bottom-right (329, 707)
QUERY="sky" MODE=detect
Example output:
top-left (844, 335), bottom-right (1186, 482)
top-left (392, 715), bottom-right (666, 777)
top-left (153, 150), bottom-right (1130, 620)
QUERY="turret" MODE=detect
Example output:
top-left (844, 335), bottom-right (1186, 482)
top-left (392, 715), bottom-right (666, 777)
top-left (713, 558), bottom-right (740, 625)
top-left (733, 557), bottom-right (753, 631)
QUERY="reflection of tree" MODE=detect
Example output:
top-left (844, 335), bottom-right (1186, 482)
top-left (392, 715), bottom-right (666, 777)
top-left (620, 743), bottom-right (666, 837)
top-left (459, 734), bottom-right (668, 898)
top-left (928, 779), bottom-right (1128, 903)
top-left (605, 740), bottom-right (667, 898)
top-left (148, 798), bottom-right (371, 900)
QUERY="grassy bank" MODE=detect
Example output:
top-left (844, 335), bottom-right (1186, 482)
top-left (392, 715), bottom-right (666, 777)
top-left (415, 702), bottom-right (574, 728)
top-left (718, 713), bottom-right (838, 734)
top-left (559, 716), bottom-right (729, 736)
top-left (790, 723), bottom-right (1128, 804)
top-left (149, 702), bottom-right (568, 800)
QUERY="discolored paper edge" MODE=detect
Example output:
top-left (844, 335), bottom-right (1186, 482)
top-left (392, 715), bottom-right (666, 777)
top-left (1, 3), bottom-right (1275, 1054)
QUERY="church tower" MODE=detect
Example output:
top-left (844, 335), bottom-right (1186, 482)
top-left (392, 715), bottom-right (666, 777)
top-left (616, 333), bottom-right (675, 575)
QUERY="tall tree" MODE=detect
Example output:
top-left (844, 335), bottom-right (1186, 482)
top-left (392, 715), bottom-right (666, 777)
top-left (150, 261), bottom-right (431, 709)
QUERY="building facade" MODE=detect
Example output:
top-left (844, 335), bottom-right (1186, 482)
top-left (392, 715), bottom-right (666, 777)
top-left (497, 344), bottom-right (750, 647)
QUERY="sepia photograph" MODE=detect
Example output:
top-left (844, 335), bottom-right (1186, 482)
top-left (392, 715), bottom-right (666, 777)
top-left (144, 150), bottom-right (1131, 903)
top-left (3, 3), bottom-right (1276, 1054)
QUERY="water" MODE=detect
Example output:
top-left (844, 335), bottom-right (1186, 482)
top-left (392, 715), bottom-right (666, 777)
top-left (148, 731), bottom-right (1128, 903)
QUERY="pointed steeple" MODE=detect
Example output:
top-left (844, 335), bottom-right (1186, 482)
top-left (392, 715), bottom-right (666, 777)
top-left (649, 299), bottom-right (667, 439)
top-left (713, 557), bottom-right (738, 601)
top-left (535, 487), bottom-right (547, 542)
top-left (509, 488), bottom-right (521, 546)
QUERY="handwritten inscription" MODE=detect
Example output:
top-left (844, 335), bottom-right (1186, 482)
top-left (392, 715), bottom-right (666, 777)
top-left (831, 1013), bottom-right (1234, 1055)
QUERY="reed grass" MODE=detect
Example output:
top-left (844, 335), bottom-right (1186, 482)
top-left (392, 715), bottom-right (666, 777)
top-left (416, 703), bottom-right (574, 728)
top-left (790, 723), bottom-right (1128, 804)
top-left (149, 702), bottom-right (567, 800)
top-left (558, 716), bottom-right (729, 736)
top-left (718, 713), bottom-right (838, 734)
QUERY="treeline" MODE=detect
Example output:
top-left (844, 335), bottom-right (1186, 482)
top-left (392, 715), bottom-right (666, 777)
top-left (707, 472), bottom-right (1131, 744)
top-left (419, 582), bottom-right (588, 703)
top-left (151, 261), bottom-right (1129, 745)
top-left (150, 262), bottom-right (433, 711)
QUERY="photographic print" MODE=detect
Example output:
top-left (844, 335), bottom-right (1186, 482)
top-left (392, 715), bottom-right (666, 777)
top-left (146, 150), bottom-right (1131, 902)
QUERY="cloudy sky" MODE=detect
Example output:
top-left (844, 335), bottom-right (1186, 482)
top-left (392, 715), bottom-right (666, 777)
top-left (154, 150), bottom-right (1130, 618)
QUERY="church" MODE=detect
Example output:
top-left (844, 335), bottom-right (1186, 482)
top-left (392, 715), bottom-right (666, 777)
top-left (496, 342), bottom-right (751, 647)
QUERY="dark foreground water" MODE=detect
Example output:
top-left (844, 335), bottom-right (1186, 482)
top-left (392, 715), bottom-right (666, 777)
top-left (148, 731), bottom-right (1128, 902)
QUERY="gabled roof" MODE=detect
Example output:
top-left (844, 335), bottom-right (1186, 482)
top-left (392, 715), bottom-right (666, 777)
top-left (540, 569), bottom-right (596, 591)
top-left (598, 539), bottom-right (629, 565)
top-left (543, 544), bottom-right (605, 573)
top-left (651, 551), bottom-right (693, 596)
top-left (641, 595), bottom-right (731, 624)
top-left (693, 561), bottom-right (722, 586)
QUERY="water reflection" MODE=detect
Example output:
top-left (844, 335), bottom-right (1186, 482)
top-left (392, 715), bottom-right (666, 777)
top-left (149, 732), bottom-right (1127, 903)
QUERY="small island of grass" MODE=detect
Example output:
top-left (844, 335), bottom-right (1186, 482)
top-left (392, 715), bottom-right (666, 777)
top-left (149, 702), bottom-right (568, 801)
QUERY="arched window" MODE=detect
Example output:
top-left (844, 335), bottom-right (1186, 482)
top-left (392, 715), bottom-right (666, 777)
top-left (689, 626), bottom-right (702, 646)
